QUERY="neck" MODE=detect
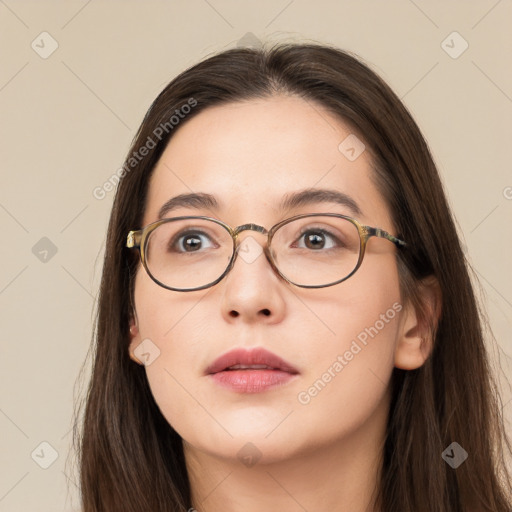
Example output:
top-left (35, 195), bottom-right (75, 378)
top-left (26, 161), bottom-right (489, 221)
top-left (184, 395), bottom-right (388, 512)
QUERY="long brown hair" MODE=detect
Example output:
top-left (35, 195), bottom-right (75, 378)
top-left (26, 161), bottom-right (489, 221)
top-left (73, 43), bottom-right (512, 511)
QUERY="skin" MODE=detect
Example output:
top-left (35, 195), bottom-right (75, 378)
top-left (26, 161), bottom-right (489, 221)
top-left (128, 95), bottom-right (437, 512)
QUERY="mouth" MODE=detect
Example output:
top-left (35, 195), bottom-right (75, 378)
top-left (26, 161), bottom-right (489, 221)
top-left (205, 347), bottom-right (299, 393)
top-left (205, 347), bottom-right (299, 375)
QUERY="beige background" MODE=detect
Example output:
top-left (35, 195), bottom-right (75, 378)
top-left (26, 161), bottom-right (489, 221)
top-left (1, 1), bottom-right (511, 510)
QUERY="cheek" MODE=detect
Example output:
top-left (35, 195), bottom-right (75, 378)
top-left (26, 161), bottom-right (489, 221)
top-left (297, 300), bottom-right (401, 413)
top-left (133, 266), bottom-right (214, 342)
top-left (133, 273), bottom-right (219, 434)
top-left (294, 253), bottom-right (402, 431)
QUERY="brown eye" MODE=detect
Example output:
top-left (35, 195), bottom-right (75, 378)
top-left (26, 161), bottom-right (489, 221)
top-left (170, 230), bottom-right (214, 253)
top-left (294, 228), bottom-right (344, 251)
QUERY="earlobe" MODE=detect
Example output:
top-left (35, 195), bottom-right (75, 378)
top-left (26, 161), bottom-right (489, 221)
top-left (128, 317), bottom-right (144, 365)
top-left (393, 305), bottom-right (431, 370)
top-left (394, 276), bottom-right (442, 370)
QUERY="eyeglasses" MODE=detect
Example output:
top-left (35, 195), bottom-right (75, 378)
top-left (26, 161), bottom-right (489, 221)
top-left (126, 213), bottom-right (406, 292)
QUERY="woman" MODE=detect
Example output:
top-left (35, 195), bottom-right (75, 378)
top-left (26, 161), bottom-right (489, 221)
top-left (75, 43), bottom-right (512, 511)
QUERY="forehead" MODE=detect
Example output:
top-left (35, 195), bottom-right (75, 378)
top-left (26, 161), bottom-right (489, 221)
top-left (142, 95), bottom-right (392, 228)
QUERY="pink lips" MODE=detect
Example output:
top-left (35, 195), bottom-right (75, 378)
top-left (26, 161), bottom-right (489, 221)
top-left (205, 347), bottom-right (299, 393)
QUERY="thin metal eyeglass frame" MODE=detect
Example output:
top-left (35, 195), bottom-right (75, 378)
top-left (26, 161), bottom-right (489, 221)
top-left (126, 213), bottom-right (407, 292)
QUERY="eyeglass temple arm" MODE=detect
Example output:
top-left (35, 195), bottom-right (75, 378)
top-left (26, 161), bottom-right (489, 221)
top-left (126, 230), bottom-right (143, 249)
top-left (365, 226), bottom-right (407, 248)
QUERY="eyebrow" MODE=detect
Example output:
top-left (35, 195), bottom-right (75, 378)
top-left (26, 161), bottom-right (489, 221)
top-left (157, 187), bottom-right (362, 220)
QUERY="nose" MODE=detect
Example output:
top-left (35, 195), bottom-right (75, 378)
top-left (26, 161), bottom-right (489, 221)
top-left (235, 231), bottom-right (267, 266)
top-left (220, 227), bottom-right (287, 323)
top-left (231, 224), bottom-right (280, 279)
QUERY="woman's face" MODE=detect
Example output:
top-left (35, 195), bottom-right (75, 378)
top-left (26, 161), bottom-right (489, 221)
top-left (129, 95), bottom-right (408, 464)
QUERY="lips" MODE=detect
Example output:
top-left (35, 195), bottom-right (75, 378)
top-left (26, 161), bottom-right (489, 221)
top-left (206, 347), bottom-right (299, 393)
top-left (205, 347), bottom-right (299, 376)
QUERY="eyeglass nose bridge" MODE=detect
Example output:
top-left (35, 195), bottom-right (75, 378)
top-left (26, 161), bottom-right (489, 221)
top-left (231, 222), bottom-right (271, 257)
top-left (227, 222), bottom-right (286, 281)
top-left (233, 223), bottom-right (269, 237)
top-left (232, 222), bottom-right (271, 252)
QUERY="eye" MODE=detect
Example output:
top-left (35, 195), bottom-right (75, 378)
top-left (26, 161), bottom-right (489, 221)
top-left (294, 228), bottom-right (343, 250)
top-left (170, 230), bottom-right (217, 253)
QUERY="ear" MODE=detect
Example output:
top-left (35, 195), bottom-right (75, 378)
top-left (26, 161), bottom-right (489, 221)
top-left (128, 314), bottom-right (144, 365)
top-left (394, 275), bottom-right (442, 370)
